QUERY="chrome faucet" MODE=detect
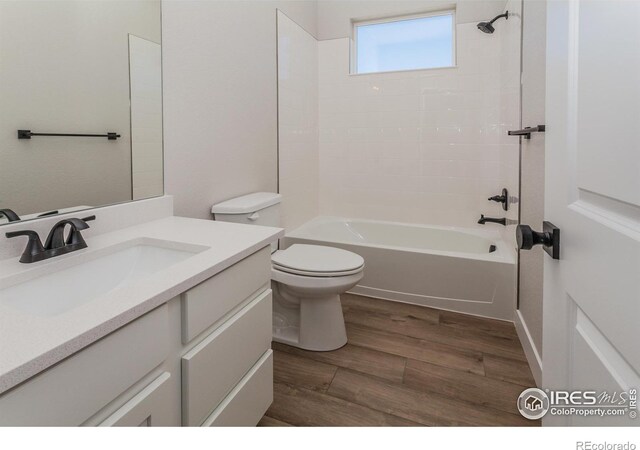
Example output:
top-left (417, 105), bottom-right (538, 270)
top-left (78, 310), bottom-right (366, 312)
top-left (478, 214), bottom-right (506, 226)
top-left (5, 215), bottom-right (95, 263)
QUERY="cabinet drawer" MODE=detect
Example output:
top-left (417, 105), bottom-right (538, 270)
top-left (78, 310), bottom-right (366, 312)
top-left (181, 289), bottom-right (272, 426)
top-left (202, 350), bottom-right (273, 427)
top-left (0, 304), bottom-right (168, 426)
top-left (181, 246), bottom-right (271, 343)
top-left (99, 372), bottom-right (173, 427)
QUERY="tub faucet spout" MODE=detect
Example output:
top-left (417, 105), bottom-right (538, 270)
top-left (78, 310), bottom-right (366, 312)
top-left (478, 214), bottom-right (506, 226)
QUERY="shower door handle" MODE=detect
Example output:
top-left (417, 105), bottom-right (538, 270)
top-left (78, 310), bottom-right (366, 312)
top-left (516, 222), bottom-right (560, 259)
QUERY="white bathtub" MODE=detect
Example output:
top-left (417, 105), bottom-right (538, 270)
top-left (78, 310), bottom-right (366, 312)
top-left (283, 216), bottom-right (517, 321)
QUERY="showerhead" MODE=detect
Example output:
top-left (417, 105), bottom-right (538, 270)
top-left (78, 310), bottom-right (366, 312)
top-left (477, 10), bottom-right (509, 34)
top-left (477, 21), bottom-right (495, 34)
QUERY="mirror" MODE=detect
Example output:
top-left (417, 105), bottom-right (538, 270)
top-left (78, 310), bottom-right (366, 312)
top-left (0, 0), bottom-right (163, 225)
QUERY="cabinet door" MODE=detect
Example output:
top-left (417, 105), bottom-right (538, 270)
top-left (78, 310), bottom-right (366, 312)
top-left (181, 246), bottom-right (271, 343)
top-left (99, 372), bottom-right (173, 427)
top-left (181, 290), bottom-right (272, 426)
top-left (202, 350), bottom-right (273, 427)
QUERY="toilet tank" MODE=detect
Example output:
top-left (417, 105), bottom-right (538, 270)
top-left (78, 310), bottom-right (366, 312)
top-left (212, 192), bottom-right (282, 252)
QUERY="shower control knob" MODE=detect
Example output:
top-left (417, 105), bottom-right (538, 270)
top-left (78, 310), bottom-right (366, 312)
top-left (488, 188), bottom-right (509, 211)
top-left (516, 222), bottom-right (560, 260)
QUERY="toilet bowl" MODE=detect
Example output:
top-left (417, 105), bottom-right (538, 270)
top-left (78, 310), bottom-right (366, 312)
top-left (211, 192), bottom-right (365, 352)
top-left (271, 244), bottom-right (364, 351)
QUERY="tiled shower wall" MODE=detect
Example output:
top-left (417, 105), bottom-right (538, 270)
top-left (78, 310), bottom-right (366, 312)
top-left (318, 21), bottom-right (517, 229)
top-left (277, 11), bottom-right (319, 231)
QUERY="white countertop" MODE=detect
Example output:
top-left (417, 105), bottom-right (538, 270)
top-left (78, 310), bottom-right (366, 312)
top-left (0, 216), bottom-right (283, 394)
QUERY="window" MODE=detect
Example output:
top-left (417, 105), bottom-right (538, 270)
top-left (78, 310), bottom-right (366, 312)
top-left (352, 11), bottom-right (455, 74)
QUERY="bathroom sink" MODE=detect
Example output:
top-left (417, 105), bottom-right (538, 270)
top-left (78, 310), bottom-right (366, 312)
top-left (0, 240), bottom-right (205, 317)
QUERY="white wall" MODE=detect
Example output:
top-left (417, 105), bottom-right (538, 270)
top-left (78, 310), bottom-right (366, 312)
top-left (0, 0), bottom-right (160, 216)
top-left (317, 23), bottom-right (508, 227)
top-left (162, 0), bottom-right (318, 220)
top-left (277, 11), bottom-right (319, 232)
top-left (317, 0), bottom-right (508, 39)
top-left (162, 1), bottom-right (519, 223)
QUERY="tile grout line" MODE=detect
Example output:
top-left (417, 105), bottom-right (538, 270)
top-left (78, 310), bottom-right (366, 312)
top-left (319, 370), bottom-right (429, 427)
top-left (400, 358), bottom-right (408, 384)
top-left (326, 364), bottom-right (339, 391)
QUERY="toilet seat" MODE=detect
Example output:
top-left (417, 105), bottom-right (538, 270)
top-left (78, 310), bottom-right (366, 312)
top-left (272, 265), bottom-right (363, 277)
top-left (272, 244), bottom-right (364, 278)
top-left (271, 266), bottom-right (364, 290)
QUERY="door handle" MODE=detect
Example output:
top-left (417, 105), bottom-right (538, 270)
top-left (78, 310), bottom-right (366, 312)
top-left (516, 221), bottom-right (560, 259)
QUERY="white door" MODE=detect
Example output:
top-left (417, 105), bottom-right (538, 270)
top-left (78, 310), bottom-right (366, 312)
top-left (542, 0), bottom-right (640, 426)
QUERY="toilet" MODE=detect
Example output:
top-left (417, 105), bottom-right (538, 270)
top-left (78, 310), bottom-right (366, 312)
top-left (212, 192), bottom-right (364, 351)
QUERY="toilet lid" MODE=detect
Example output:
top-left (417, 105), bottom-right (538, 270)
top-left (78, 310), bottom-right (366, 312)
top-left (272, 244), bottom-right (364, 275)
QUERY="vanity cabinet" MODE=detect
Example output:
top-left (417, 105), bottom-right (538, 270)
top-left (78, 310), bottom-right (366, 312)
top-left (0, 245), bottom-right (274, 427)
top-left (0, 304), bottom-right (169, 426)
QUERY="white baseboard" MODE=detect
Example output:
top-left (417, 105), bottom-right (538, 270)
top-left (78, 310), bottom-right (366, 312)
top-left (514, 309), bottom-right (542, 387)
